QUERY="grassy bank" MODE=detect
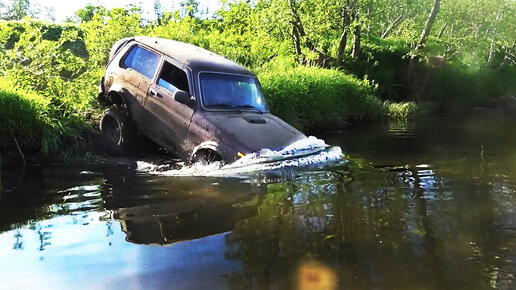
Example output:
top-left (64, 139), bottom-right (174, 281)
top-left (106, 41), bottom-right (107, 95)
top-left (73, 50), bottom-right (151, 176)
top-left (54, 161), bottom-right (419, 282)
top-left (0, 78), bottom-right (88, 161)
top-left (0, 20), bottom-right (418, 154)
top-left (10, 15), bottom-right (516, 162)
top-left (258, 59), bottom-right (417, 131)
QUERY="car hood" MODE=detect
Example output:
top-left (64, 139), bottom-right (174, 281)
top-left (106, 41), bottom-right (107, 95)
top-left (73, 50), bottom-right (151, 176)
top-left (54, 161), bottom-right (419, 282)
top-left (204, 113), bottom-right (306, 153)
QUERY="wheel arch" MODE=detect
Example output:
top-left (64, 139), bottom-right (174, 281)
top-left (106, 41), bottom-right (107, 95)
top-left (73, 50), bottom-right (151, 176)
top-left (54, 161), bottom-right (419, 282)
top-left (190, 141), bottom-right (223, 163)
top-left (106, 90), bottom-right (128, 107)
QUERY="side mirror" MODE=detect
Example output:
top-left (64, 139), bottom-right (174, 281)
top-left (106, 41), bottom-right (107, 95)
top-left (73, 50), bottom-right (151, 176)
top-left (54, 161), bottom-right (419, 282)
top-left (174, 90), bottom-right (191, 105)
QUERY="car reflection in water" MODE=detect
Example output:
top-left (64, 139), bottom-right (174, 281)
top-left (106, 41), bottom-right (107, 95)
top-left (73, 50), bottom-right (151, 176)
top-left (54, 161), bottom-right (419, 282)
top-left (101, 171), bottom-right (264, 245)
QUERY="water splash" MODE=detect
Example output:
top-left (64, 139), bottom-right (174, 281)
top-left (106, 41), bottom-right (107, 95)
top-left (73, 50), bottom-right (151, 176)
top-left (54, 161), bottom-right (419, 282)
top-left (136, 136), bottom-right (345, 178)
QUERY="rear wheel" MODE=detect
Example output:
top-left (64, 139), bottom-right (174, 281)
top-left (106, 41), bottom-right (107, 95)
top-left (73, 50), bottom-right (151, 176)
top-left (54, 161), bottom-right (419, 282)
top-left (100, 106), bottom-right (136, 155)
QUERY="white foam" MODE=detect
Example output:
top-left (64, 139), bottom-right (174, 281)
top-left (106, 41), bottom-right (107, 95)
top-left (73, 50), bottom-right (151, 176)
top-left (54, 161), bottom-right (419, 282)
top-left (136, 136), bottom-right (345, 178)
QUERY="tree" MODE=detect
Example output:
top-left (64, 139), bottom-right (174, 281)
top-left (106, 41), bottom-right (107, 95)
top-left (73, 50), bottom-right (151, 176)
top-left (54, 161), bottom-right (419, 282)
top-left (180, 0), bottom-right (199, 18)
top-left (74, 5), bottom-right (105, 23)
top-left (415, 0), bottom-right (440, 51)
top-left (154, 0), bottom-right (164, 25)
top-left (0, 0), bottom-right (30, 20)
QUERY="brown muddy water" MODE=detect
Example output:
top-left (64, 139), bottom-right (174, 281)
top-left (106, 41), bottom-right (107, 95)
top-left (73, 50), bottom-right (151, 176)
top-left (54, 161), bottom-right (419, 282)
top-left (0, 116), bottom-right (515, 289)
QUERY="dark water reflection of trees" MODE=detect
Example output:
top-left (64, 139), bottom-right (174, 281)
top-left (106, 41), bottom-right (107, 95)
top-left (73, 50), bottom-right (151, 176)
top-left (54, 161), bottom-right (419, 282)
top-left (0, 117), bottom-right (515, 289)
top-left (225, 153), bottom-right (515, 289)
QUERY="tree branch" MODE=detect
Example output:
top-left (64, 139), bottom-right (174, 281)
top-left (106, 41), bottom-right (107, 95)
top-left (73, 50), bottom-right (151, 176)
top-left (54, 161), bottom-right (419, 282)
top-left (11, 132), bottom-right (25, 166)
top-left (381, 13), bottom-right (404, 39)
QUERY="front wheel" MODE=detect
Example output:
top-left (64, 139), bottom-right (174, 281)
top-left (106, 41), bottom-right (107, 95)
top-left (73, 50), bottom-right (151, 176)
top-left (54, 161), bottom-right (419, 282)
top-left (191, 149), bottom-right (222, 164)
top-left (100, 106), bottom-right (136, 155)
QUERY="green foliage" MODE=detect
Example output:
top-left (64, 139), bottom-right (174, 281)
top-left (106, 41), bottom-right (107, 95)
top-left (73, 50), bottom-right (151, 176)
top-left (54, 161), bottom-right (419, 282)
top-left (81, 8), bottom-right (144, 66)
top-left (0, 0), bottom-right (30, 21)
top-left (73, 5), bottom-right (106, 23)
top-left (2, 0), bottom-right (515, 160)
top-left (0, 77), bottom-right (50, 149)
top-left (258, 59), bottom-right (384, 131)
top-left (434, 0), bottom-right (516, 66)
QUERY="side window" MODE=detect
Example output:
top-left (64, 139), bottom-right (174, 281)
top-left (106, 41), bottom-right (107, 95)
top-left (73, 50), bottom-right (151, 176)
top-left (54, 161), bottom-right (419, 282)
top-left (122, 45), bottom-right (160, 79)
top-left (157, 61), bottom-right (190, 93)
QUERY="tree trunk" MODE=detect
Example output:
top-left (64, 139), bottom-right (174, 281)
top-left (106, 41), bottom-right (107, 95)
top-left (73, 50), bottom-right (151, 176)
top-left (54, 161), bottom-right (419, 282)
top-left (487, 38), bottom-right (495, 63)
top-left (437, 22), bottom-right (447, 39)
top-left (291, 22), bottom-right (304, 62)
top-left (415, 0), bottom-right (440, 52)
top-left (409, 0), bottom-right (441, 99)
top-left (337, 30), bottom-right (348, 65)
top-left (351, 17), bottom-right (361, 59)
top-left (337, 7), bottom-right (351, 66)
top-left (287, 0), bottom-right (329, 66)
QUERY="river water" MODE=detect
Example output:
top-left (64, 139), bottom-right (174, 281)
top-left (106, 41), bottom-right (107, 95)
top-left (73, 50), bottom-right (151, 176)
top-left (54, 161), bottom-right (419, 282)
top-left (0, 116), bottom-right (515, 289)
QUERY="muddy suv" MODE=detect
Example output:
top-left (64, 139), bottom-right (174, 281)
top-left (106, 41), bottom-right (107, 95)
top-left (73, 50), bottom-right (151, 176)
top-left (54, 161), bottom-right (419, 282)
top-left (98, 37), bottom-right (305, 163)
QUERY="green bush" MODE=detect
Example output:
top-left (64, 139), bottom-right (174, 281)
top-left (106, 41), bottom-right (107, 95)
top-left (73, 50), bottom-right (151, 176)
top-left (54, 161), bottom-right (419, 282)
top-left (258, 59), bottom-right (384, 131)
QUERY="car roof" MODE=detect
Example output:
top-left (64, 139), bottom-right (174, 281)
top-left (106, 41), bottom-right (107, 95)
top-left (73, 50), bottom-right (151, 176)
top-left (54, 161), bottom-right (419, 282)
top-left (126, 36), bottom-right (255, 77)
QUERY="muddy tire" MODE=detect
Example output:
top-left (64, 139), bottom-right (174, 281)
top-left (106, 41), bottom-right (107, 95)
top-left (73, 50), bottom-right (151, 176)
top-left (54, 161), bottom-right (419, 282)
top-left (100, 106), bottom-right (136, 155)
top-left (191, 149), bottom-right (222, 164)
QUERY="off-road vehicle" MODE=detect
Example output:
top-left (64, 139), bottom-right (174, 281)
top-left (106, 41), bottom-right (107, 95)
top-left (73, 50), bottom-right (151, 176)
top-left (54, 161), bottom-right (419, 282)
top-left (99, 37), bottom-right (306, 163)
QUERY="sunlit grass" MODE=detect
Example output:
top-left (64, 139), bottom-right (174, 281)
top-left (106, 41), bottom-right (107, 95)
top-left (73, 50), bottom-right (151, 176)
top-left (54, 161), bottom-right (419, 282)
top-left (383, 101), bottom-right (419, 120)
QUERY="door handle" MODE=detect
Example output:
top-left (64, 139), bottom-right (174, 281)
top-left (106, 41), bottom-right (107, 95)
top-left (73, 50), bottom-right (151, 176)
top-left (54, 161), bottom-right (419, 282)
top-left (149, 89), bottom-right (162, 98)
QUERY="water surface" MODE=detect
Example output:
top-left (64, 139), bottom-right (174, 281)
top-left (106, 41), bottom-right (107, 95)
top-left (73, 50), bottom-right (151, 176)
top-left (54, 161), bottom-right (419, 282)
top-left (0, 116), bottom-right (515, 289)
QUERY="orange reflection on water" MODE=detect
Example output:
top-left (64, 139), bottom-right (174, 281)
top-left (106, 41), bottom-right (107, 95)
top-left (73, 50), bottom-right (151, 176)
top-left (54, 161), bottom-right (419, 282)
top-left (296, 260), bottom-right (337, 290)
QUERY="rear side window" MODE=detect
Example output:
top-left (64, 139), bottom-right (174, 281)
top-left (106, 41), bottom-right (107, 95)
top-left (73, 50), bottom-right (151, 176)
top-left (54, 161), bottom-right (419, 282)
top-left (122, 45), bottom-right (160, 79)
top-left (157, 61), bottom-right (190, 93)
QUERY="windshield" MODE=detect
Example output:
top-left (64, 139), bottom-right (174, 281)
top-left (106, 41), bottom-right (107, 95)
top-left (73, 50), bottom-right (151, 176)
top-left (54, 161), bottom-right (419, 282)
top-left (200, 73), bottom-right (268, 112)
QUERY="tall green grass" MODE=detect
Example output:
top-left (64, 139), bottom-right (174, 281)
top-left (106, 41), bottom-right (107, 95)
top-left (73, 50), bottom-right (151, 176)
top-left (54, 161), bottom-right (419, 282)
top-left (258, 59), bottom-right (386, 131)
top-left (0, 78), bottom-right (86, 156)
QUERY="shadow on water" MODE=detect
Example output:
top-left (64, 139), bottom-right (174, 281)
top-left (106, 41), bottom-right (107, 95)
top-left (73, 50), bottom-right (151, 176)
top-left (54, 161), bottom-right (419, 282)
top-left (0, 116), bottom-right (515, 289)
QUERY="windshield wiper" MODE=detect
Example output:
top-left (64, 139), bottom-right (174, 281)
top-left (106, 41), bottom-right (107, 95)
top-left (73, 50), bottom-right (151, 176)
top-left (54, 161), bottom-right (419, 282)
top-left (236, 105), bottom-right (263, 114)
top-left (209, 103), bottom-right (233, 108)
top-left (209, 103), bottom-right (242, 113)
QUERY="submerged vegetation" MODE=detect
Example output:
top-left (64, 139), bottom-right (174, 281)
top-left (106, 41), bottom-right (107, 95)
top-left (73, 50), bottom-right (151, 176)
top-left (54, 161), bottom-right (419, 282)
top-left (0, 0), bottom-right (514, 160)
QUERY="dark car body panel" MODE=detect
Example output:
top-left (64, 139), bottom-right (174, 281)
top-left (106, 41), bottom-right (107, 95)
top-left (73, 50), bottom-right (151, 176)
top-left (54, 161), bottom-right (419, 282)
top-left (100, 36), bottom-right (306, 163)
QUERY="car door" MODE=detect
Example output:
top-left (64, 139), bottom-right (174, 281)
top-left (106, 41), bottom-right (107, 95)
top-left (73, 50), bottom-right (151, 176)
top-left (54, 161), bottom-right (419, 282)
top-left (117, 44), bottom-right (161, 133)
top-left (144, 59), bottom-right (195, 154)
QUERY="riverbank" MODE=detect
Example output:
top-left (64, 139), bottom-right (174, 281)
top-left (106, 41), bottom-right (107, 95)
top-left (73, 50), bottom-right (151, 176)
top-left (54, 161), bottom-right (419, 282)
top-left (0, 17), bottom-right (513, 166)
